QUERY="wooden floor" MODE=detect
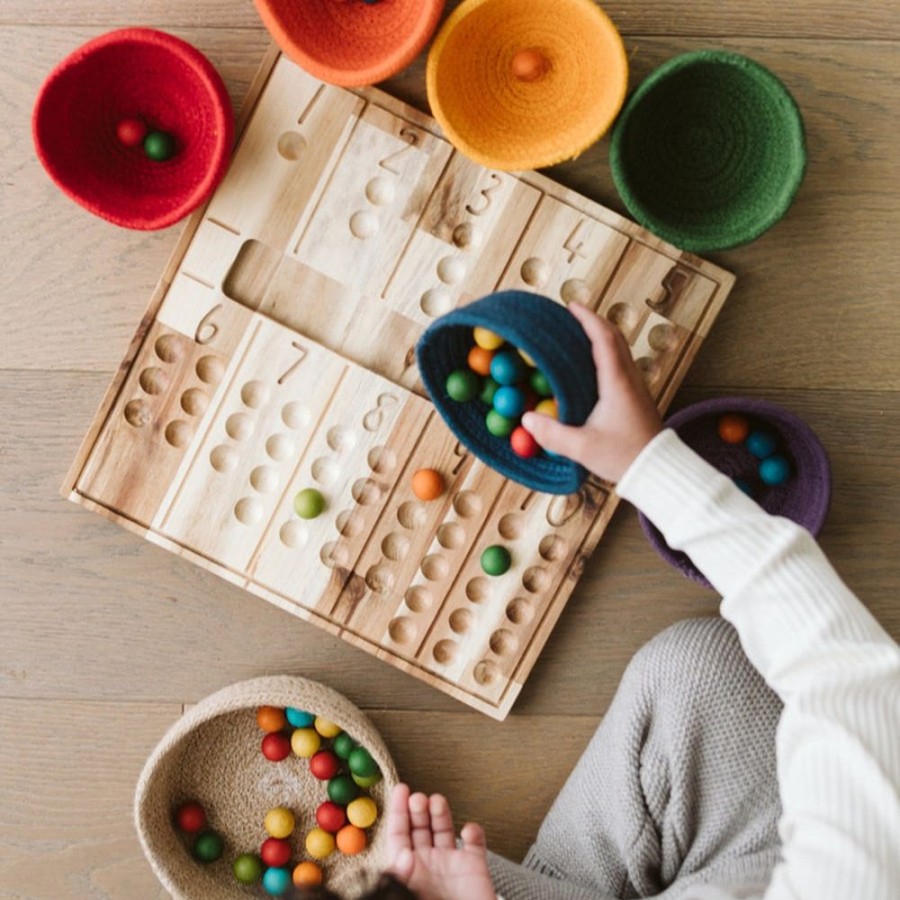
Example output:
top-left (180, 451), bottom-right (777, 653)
top-left (2, 2), bottom-right (898, 896)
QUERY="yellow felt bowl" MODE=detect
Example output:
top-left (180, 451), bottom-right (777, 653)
top-left (426, 0), bottom-right (628, 171)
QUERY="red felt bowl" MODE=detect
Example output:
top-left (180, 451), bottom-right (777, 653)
top-left (33, 28), bottom-right (234, 231)
top-left (254, 0), bottom-right (445, 87)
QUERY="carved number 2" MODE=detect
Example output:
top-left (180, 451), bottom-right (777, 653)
top-left (379, 128), bottom-right (418, 175)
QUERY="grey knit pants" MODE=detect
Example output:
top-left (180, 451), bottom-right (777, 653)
top-left (488, 618), bottom-right (783, 899)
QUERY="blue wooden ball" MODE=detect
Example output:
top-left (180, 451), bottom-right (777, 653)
top-left (493, 385), bottom-right (526, 419)
top-left (746, 429), bottom-right (778, 458)
top-left (759, 454), bottom-right (792, 486)
top-left (490, 351), bottom-right (527, 386)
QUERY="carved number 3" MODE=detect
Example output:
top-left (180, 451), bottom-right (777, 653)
top-left (363, 393), bottom-right (399, 432)
top-left (466, 174), bottom-right (502, 216)
top-left (194, 304), bottom-right (222, 345)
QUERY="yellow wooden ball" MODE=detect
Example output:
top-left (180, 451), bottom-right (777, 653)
top-left (519, 348), bottom-right (536, 367)
top-left (473, 327), bottom-right (504, 350)
top-left (305, 827), bottom-right (336, 860)
top-left (314, 716), bottom-right (342, 739)
top-left (535, 398), bottom-right (558, 419)
top-left (264, 806), bottom-right (295, 839)
top-left (346, 796), bottom-right (378, 829)
top-left (291, 727), bottom-right (321, 758)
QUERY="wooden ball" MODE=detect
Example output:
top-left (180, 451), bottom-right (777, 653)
top-left (264, 806), bottom-right (295, 839)
top-left (256, 706), bottom-right (287, 733)
top-left (260, 837), bottom-right (291, 868)
top-left (192, 830), bottom-right (224, 863)
top-left (174, 800), bottom-right (206, 833)
top-left (336, 824), bottom-right (367, 856)
top-left (143, 130), bottom-right (177, 162)
top-left (292, 861), bottom-right (323, 889)
top-left (717, 413), bottom-right (750, 444)
top-left (510, 426), bottom-right (540, 458)
top-left (305, 827), bottom-right (336, 860)
top-left (412, 468), bottom-right (444, 501)
top-left (261, 732), bottom-right (291, 762)
top-left (467, 346), bottom-right (495, 376)
top-left (511, 48), bottom-right (550, 82)
top-left (116, 117), bottom-right (147, 147)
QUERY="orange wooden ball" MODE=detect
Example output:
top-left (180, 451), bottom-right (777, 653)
top-left (336, 824), bottom-right (367, 856)
top-left (717, 413), bottom-right (750, 444)
top-left (467, 345), bottom-right (495, 376)
top-left (511, 48), bottom-right (550, 82)
top-left (292, 860), bottom-right (323, 889)
top-left (256, 706), bottom-right (287, 733)
top-left (412, 468), bottom-right (444, 501)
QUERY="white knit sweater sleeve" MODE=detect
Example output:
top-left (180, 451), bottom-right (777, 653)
top-left (616, 429), bottom-right (900, 900)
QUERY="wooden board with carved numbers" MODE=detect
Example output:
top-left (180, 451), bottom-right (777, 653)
top-left (62, 48), bottom-right (735, 719)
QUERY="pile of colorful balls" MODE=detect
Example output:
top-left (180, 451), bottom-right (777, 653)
top-left (445, 327), bottom-right (558, 458)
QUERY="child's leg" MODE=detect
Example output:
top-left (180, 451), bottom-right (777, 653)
top-left (488, 618), bottom-right (783, 900)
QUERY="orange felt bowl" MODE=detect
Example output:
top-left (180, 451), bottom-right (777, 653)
top-left (254, 0), bottom-right (445, 87)
top-left (32, 29), bottom-right (234, 231)
top-left (427, 0), bottom-right (628, 171)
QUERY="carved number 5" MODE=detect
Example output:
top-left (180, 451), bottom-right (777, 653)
top-left (194, 304), bottom-right (222, 345)
top-left (363, 393), bottom-right (399, 432)
top-left (379, 128), bottom-right (418, 175)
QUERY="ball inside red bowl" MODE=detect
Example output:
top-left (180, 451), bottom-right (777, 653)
top-left (33, 28), bottom-right (233, 230)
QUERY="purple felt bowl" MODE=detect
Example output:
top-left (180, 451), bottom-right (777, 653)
top-left (639, 397), bottom-right (832, 589)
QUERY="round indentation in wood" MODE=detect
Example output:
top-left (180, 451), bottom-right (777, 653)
top-left (560, 278), bottom-right (592, 306)
top-left (250, 465), bottom-right (279, 494)
top-left (124, 399), bottom-right (152, 428)
top-left (606, 302), bottom-right (638, 331)
top-left (234, 496), bottom-right (264, 525)
top-left (497, 513), bottom-right (524, 540)
top-left (365, 176), bottom-right (396, 206)
top-left (180, 387), bottom-right (208, 417)
top-left (420, 288), bottom-right (453, 318)
top-left (209, 444), bottom-right (238, 473)
top-left (432, 639), bottom-right (457, 666)
top-left (520, 257), bottom-right (550, 287)
top-left (366, 564), bottom-right (395, 595)
top-left (367, 446), bottom-right (397, 475)
top-left (196, 355), bottom-right (225, 385)
top-left (326, 425), bottom-right (356, 452)
top-left (421, 554), bottom-right (450, 582)
top-left (648, 323), bottom-right (678, 352)
top-left (320, 541), bottom-right (349, 569)
top-left (335, 509), bottom-right (364, 538)
top-left (522, 566), bottom-right (551, 594)
top-left (436, 522), bottom-right (466, 550)
top-left (388, 616), bottom-right (416, 645)
top-left (281, 401), bottom-right (311, 430)
top-left (465, 577), bottom-right (490, 604)
top-left (539, 534), bottom-right (569, 562)
top-left (276, 131), bottom-right (307, 161)
top-left (312, 457), bottom-right (340, 487)
top-left (266, 433), bottom-right (296, 462)
top-left (473, 660), bottom-right (499, 686)
top-left (505, 596), bottom-right (534, 625)
top-left (280, 520), bottom-right (309, 549)
top-left (225, 412), bottom-right (253, 441)
top-left (352, 478), bottom-right (383, 506)
top-left (635, 357), bottom-right (660, 385)
top-left (381, 532), bottom-right (410, 562)
top-left (405, 585), bottom-right (434, 613)
top-left (436, 256), bottom-right (466, 285)
top-left (240, 380), bottom-right (270, 409)
top-left (397, 501), bottom-right (427, 530)
top-left (489, 628), bottom-right (518, 657)
top-left (448, 608), bottom-right (473, 635)
top-left (164, 419), bottom-right (193, 448)
top-left (452, 222), bottom-right (478, 250)
top-left (452, 491), bottom-right (483, 519)
top-left (349, 210), bottom-right (379, 240)
top-left (139, 366), bottom-right (168, 395)
top-left (154, 333), bottom-right (182, 363)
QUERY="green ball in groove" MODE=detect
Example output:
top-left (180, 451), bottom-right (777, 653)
top-left (486, 409), bottom-right (515, 438)
top-left (143, 130), bottom-right (177, 161)
top-left (446, 369), bottom-right (480, 402)
top-left (348, 746), bottom-right (378, 778)
top-left (333, 731), bottom-right (356, 760)
top-left (294, 487), bottom-right (325, 519)
top-left (233, 853), bottom-right (263, 884)
top-left (193, 830), bottom-right (224, 863)
top-left (327, 774), bottom-right (359, 805)
top-left (481, 545), bottom-right (511, 576)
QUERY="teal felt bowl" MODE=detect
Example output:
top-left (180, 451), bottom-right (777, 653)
top-left (610, 50), bottom-right (806, 252)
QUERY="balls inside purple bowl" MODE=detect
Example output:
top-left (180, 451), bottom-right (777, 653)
top-left (638, 397), bottom-right (831, 588)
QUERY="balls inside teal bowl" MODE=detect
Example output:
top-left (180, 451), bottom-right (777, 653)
top-left (610, 50), bottom-right (806, 252)
top-left (416, 291), bottom-right (598, 495)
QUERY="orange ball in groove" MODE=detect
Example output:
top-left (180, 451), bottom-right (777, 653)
top-left (292, 861), bottom-right (323, 888)
top-left (336, 824), bottom-right (367, 855)
top-left (412, 468), bottom-right (444, 501)
top-left (256, 706), bottom-right (286, 733)
top-left (467, 346), bottom-right (495, 376)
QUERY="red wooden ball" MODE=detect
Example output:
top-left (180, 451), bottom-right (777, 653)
top-left (260, 837), bottom-right (292, 868)
top-left (174, 800), bottom-right (206, 833)
top-left (261, 732), bottom-right (292, 762)
top-left (309, 750), bottom-right (341, 780)
top-left (315, 801), bottom-right (347, 833)
top-left (116, 116), bottom-right (148, 147)
top-left (510, 426), bottom-right (540, 458)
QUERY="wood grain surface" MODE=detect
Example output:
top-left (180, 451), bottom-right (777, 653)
top-left (1, 1), bottom-right (898, 895)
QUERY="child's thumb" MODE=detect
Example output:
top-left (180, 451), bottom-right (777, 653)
top-left (521, 412), bottom-right (583, 461)
top-left (389, 847), bottom-right (415, 882)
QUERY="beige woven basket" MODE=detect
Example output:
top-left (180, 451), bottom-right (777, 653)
top-left (135, 676), bottom-right (399, 898)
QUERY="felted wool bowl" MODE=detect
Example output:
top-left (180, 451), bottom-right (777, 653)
top-left (135, 676), bottom-right (398, 899)
top-left (639, 397), bottom-right (831, 588)
top-left (426, 0), bottom-right (628, 171)
top-left (610, 50), bottom-right (806, 252)
top-left (32, 28), bottom-right (234, 231)
top-left (254, 0), bottom-right (445, 87)
top-left (417, 291), bottom-right (598, 495)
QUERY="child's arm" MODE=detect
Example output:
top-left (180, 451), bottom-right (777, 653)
top-left (524, 304), bottom-right (900, 900)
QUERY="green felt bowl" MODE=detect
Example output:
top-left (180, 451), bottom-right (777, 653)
top-left (610, 50), bottom-right (806, 252)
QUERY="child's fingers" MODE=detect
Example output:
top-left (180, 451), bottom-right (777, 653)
top-left (460, 822), bottom-right (487, 853)
top-left (428, 794), bottom-right (456, 849)
top-left (568, 302), bottom-right (633, 387)
top-left (386, 783), bottom-right (413, 857)
top-left (388, 847), bottom-right (415, 883)
top-left (521, 412), bottom-right (585, 462)
top-left (408, 791), bottom-right (434, 850)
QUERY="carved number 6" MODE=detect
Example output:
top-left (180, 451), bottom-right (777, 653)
top-left (194, 304), bottom-right (222, 346)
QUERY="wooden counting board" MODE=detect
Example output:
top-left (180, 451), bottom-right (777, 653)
top-left (63, 48), bottom-right (736, 719)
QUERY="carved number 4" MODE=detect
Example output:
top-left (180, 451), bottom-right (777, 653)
top-left (194, 304), bottom-right (222, 345)
top-left (277, 341), bottom-right (307, 385)
top-left (379, 128), bottom-right (418, 175)
top-left (564, 221), bottom-right (588, 264)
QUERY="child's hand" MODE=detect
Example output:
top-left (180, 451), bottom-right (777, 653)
top-left (522, 303), bottom-right (662, 483)
top-left (386, 783), bottom-right (496, 900)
